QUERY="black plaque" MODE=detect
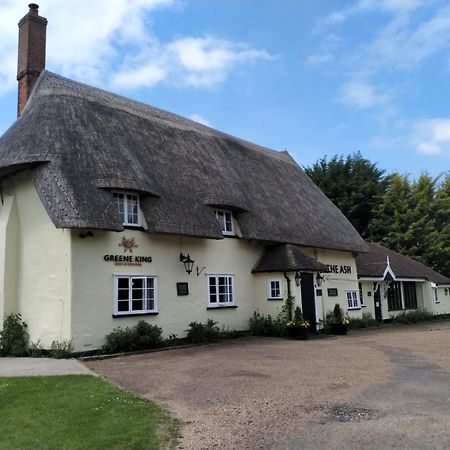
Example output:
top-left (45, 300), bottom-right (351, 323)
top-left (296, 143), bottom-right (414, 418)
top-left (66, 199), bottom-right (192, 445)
top-left (367, 291), bottom-right (372, 297)
top-left (327, 288), bottom-right (338, 297)
top-left (316, 289), bottom-right (323, 296)
top-left (176, 282), bottom-right (189, 296)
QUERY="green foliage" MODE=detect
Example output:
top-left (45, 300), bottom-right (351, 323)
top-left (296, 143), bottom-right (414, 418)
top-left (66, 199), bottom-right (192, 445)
top-left (348, 313), bottom-right (378, 329)
top-left (29, 339), bottom-right (45, 358)
top-left (391, 309), bottom-right (434, 324)
top-left (0, 314), bottom-right (29, 357)
top-left (0, 375), bottom-right (179, 449)
top-left (249, 311), bottom-right (287, 337)
top-left (293, 306), bottom-right (303, 322)
top-left (185, 319), bottom-right (221, 343)
top-left (50, 340), bottom-right (73, 359)
top-left (103, 321), bottom-right (163, 354)
top-left (305, 152), bottom-right (386, 237)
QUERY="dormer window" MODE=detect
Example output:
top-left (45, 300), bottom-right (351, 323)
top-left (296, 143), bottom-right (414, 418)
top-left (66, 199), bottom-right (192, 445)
top-left (215, 209), bottom-right (234, 235)
top-left (113, 192), bottom-right (140, 226)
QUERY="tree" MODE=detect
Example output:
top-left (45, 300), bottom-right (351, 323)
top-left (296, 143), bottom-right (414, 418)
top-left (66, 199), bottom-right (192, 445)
top-left (305, 152), bottom-right (386, 237)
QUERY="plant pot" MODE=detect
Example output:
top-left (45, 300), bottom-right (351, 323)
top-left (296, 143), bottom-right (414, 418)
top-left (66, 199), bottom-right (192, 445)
top-left (330, 323), bottom-right (348, 335)
top-left (287, 326), bottom-right (309, 340)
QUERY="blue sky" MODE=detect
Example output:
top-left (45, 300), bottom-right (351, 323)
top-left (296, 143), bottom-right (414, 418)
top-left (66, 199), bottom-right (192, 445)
top-left (1, 0), bottom-right (450, 178)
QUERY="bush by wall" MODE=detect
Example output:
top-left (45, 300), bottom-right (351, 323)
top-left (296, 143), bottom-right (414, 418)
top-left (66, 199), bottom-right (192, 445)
top-left (103, 321), bottom-right (163, 354)
top-left (185, 319), bottom-right (221, 343)
top-left (0, 314), bottom-right (29, 357)
top-left (249, 311), bottom-right (287, 337)
top-left (391, 309), bottom-right (434, 324)
top-left (348, 313), bottom-right (379, 329)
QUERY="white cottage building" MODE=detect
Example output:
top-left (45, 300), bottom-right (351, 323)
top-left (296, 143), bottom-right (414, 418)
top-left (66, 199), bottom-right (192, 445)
top-left (356, 243), bottom-right (450, 322)
top-left (0, 5), bottom-right (374, 352)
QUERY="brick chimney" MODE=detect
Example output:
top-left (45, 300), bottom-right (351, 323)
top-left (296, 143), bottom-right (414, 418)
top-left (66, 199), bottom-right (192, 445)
top-left (17, 4), bottom-right (47, 117)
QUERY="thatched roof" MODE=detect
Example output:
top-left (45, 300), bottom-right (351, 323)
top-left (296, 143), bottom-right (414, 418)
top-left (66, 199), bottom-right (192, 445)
top-left (0, 70), bottom-right (367, 252)
top-left (356, 242), bottom-right (450, 285)
top-left (252, 244), bottom-right (327, 273)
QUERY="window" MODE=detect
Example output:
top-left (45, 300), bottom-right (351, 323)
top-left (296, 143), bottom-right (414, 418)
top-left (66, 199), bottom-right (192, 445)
top-left (208, 275), bottom-right (235, 306)
top-left (346, 290), bottom-right (360, 309)
top-left (113, 192), bottom-right (140, 226)
top-left (434, 289), bottom-right (440, 304)
top-left (403, 282), bottom-right (418, 309)
top-left (214, 210), bottom-right (234, 235)
top-left (268, 279), bottom-right (282, 299)
top-left (358, 282), bottom-right (365, 307)
top-left (114, 276), bottom-right (157, 315)
top-left (387, 281), bottom-right (402, 311)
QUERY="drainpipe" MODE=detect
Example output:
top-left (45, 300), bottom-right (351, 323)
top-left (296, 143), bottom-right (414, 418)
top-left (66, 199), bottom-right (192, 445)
top-left (284, 272), bottom-right (293, 321)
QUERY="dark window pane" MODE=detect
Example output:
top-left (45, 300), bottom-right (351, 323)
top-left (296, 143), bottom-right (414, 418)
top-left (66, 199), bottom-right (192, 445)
top-left (118, 289), bottom-right (129, 300)
top-left (118, 300), bottom-right (129, 312)
top-left (387, 282), bottom-right (402, 311)
top-left (132, 300), bottom-right (143, 311)
top-left (132, 288), bottom-right (143, 299)
top-left (132, 278), bottom-right (143, 288)
top-left (118, 278), bottom-right (129, 289)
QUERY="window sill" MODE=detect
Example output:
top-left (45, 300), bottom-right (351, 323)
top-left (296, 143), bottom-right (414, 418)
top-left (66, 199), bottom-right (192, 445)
top-left (123, 225), bottom-right (146, 231)
top-left (113, 312), bottom-right (159, 318)
top-left (361, 305), bottom-right (367, 308)
top-left (348, 307), bottom-right (361, 311)
top-left (207, 305), bottom-right (238, 310)
top-left (267, 298), bottom-right (283, 301)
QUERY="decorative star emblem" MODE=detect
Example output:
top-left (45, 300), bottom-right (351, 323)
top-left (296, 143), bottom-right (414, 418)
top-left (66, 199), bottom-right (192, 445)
top-left (119, 237), bottom-right (138, 253)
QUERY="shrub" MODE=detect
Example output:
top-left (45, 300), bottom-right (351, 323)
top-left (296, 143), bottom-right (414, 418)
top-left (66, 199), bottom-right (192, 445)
top-left (186, 319), bottom-right (221, 343)
top-left (249, 311), bottom-right (287, 337)
top-left (348, 313), bottom-right (378, 329)
top-left (0, 314), bottom-right (29, 356)
top-left (29, 339), bottom-right (45, 358)
top-left (50, 340), bottom-right (73, 359)
top-left (103, 321), bottom-right (163, 354)
top-left (391, 309), bottom-right (434, 324)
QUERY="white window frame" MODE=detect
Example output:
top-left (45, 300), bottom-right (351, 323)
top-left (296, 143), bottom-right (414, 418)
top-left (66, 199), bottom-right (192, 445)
top-left (268, 279), bottom-right (282, 299)
top-left (114, 274), bottom-right (157, 315)
top-left (112, 191), bottom-right (141, 227)
top-left (346, 290), bottom-right (360, 310)
top-left (358, 282), bottom-right (365, 307)
top-left (214, 209), bottom-right (234, 236)
top-left (207, 274), bottom-right (235, 307)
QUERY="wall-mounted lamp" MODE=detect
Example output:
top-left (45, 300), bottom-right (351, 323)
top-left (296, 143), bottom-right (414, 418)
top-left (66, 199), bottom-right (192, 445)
top-left (445, 288), bottom-right (449, 296)
top-left (316, 273), bottom-right (324, 287)
top-left (79, 230), bottom-right (94, 239)
top-left (295, 271), bottom-right (302, 287)
top-left (179, 253), bottom-right (194, 275)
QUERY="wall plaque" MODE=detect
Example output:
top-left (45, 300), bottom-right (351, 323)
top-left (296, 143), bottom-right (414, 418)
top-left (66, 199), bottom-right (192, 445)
top-left (316, 289), bottom-right (323, 296)
top-left (177, 282), bottom-right (189, 296)
top-left (327, 288), bottom-right (338, 297)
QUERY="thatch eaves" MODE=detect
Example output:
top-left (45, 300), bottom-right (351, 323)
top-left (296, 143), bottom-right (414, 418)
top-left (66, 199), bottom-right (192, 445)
top-left (0, 71), bottom-right (368, 252)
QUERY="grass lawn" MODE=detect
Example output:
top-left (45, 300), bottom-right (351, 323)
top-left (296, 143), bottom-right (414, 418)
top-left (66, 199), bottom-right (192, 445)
top-left (0, 375), bottom-right (179, 449)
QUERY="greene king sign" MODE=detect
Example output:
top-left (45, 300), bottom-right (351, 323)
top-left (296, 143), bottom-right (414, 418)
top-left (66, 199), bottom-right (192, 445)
top-left (103, 237), bottom-right (152, 266)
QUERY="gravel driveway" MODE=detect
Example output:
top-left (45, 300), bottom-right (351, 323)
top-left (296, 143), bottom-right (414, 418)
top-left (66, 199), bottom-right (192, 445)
top-left (86, 322), bottom-right (450, 449)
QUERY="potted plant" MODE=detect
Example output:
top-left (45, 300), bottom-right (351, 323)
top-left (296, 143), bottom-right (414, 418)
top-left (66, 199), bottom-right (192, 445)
top-left (326, 304), bottom-right (349, 335)
top-left (286, 306), bottom-right (309, 340)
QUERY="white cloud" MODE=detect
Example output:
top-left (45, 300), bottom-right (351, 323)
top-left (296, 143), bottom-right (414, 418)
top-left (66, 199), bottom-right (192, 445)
top-left (0, 1), bottom-right (272, 95)
top-left (338, 79), bottom-right (389, 109)
top-left (188, 113), bottom-right (211, 126)
top-left (413, 118), bottom-right (450, 156)
top-left (305, 53), bottom-right (334, 66)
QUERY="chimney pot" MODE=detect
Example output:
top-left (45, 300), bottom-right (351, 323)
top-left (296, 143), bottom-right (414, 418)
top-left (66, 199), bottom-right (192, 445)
top-left (29, 4), bottom-right (39, 13)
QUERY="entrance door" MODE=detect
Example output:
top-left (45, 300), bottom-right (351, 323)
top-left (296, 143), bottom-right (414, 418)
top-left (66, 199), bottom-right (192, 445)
top-left (374, 287), bottom-right (383, 323)
top-left (300, 272), bottom-right (317, 332)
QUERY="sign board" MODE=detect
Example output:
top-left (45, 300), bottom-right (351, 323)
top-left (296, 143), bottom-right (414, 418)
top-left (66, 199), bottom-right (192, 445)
top-left (103, 237), bottom-right (152, 266)
top-left (327, 288), bottom-right (338, 297)
top-left (177, 282), bottom-right (189, 296)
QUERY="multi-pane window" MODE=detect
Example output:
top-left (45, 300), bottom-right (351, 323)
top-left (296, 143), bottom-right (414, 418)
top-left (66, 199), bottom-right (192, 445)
top-left (434, 289), bottom-right (440, 304)
top-left (358, 282), bottom-right (365, 307)
top-left (214, 210), bottom-right (234, 235)
top-left (268, 280), bottom-right (282, 299)
top-left (403, 282), bottom-right (418, 309)
top-left (387, 281), bottom-right (402, 311)
top-left (115, 276), bottom-right (156, 315)
top-left (346, 290), bottom-right (360, 309)
top-left (208, 275), bottom-right (234, 306)
top-left (113, 192), bottom-right (140, 226)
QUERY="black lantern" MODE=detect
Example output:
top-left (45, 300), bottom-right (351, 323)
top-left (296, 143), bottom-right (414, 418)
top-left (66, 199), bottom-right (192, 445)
top-left (295, 271), bottom-right (302, 286)
top-left (179, 253), bottom-right (194, 275)
top-left (316, 273), bottom-right (324, 287)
